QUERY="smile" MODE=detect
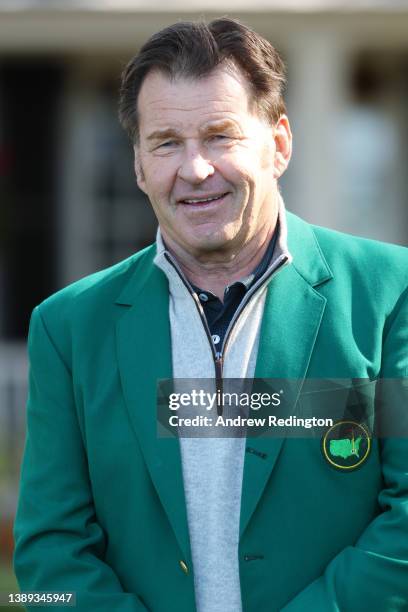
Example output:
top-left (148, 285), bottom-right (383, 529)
top-left (179, 193), bottom-right (229, 207)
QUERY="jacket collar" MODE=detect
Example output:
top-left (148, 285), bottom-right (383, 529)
top-left (286, 211), bottom-right (333, 287)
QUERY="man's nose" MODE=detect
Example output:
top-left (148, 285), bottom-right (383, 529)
top-left (177, 144), bottom-right (215, 183)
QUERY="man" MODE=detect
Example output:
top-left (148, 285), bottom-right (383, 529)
top-left (13, 18), bottom-right (408, 612)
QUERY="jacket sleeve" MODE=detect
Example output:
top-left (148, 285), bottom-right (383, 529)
top-left (13, 306), bottom-right (148, 611)
top-left (281, 290), bottom-right (408, 612)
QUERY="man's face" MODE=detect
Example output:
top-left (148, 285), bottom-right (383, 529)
top-left (135, 63), bottom-right (291, 257)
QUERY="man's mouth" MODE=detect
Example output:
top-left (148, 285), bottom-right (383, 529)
top-left (179, 192), bottom-right (229, 206)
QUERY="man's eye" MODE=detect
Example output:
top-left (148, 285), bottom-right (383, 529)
top-left (158, 141), bottom-right (176, 148)
top-left (208, 134), bottom-right (237, 144)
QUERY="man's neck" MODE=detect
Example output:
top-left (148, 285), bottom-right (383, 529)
top-left (161, 219), bottom-right (278, 301)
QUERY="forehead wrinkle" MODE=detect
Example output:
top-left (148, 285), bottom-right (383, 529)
top-left (144, 85), bottom-right (251, 109)
top-left (143, 106), bottom-right (245, 131)
top-left (147, 97), bottom-right (248, 113)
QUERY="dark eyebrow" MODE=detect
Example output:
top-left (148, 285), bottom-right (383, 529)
top-left (146, 120), bottom-right (239, 142)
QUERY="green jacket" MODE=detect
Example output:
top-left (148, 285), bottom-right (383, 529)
top-left (13, 212), bottom-right (408, 611)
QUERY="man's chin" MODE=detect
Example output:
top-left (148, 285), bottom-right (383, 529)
top-left (184, 232), bottom-right (234, 256)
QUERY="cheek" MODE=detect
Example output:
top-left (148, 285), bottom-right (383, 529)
top-left (224, 143), bottom-right (270, 183)
top-left (236, 144), bottom-right (275, 198)
top-left (143, 161), bottom-right (176, 199)
top-left (239, 138), bottom-right (275, 173)
top-left (216, 153), bottom-right (254, 188)
top-left (260, 141), bottom-right (276, 170)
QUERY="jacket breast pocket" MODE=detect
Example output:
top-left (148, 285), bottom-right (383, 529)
top-left (297, 378), bottom-right (378, 472)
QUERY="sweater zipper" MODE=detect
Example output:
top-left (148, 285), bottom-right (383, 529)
top-left (163, 251), bottom-right (289, 415)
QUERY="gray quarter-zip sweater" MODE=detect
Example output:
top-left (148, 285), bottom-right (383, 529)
top-left (153, 195), bottom-right (292, 612)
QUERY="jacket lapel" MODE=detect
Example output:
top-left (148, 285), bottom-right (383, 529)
top-left (114, 247), bottom-right (191, 561)
top-left (239, 212), bottom-right (333, 538)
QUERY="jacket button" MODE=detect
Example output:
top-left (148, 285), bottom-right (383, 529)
top-left (179, 560), bottom-right (189, 574)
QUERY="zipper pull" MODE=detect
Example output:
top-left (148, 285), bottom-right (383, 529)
top-left (215, 352), bottom-right (223, 380)
top-left (215, 353), bottom-right (224, 416)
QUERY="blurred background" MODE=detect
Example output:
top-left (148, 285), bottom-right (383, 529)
top-left (0, 0), bottom-right (407, 604)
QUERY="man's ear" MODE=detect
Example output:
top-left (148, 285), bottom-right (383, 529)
top-left (273, 115), bottom-right (292, 179)
top-left (133, 145), bottom-right (147, 194)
